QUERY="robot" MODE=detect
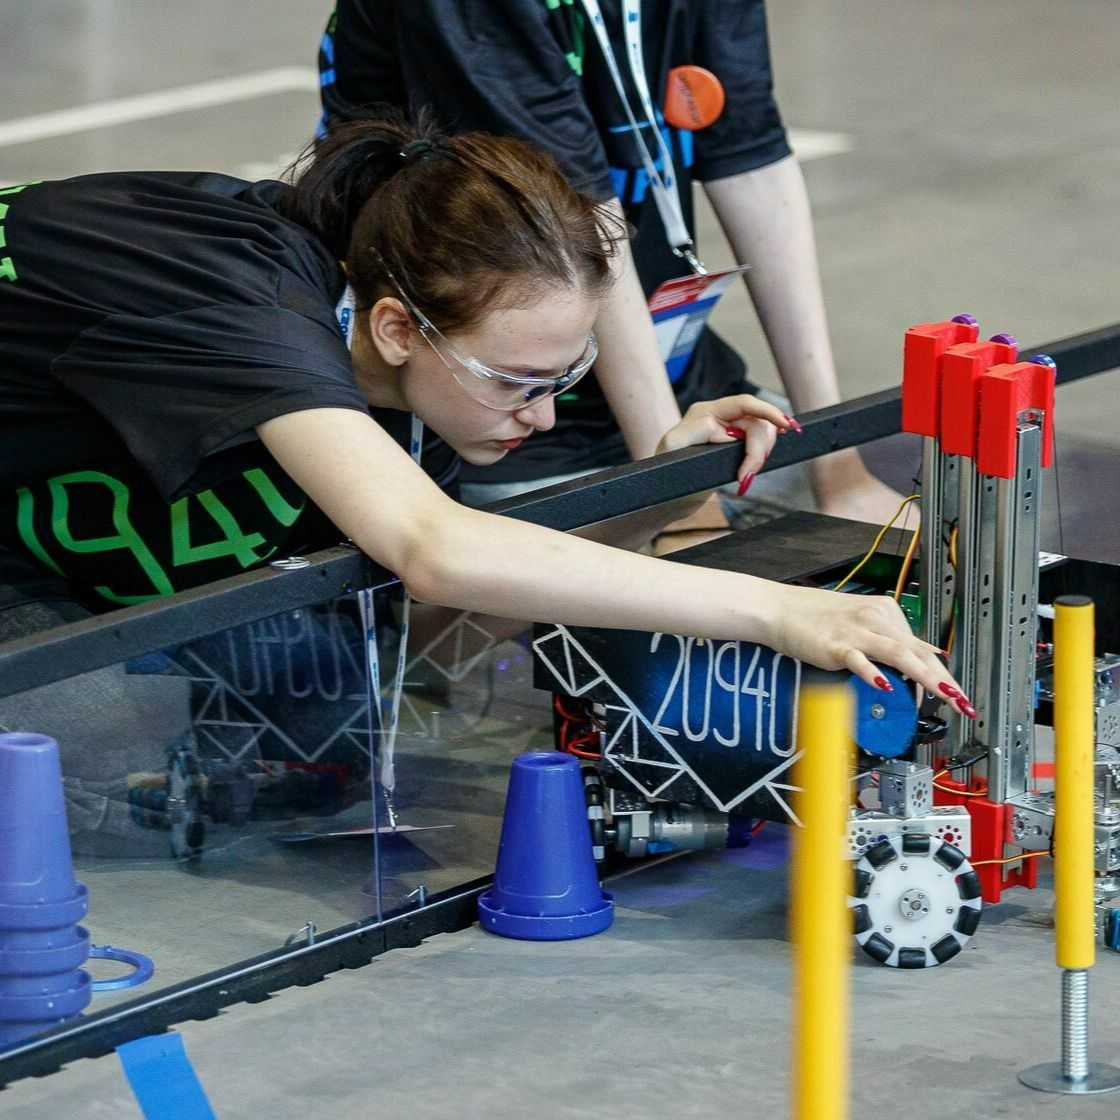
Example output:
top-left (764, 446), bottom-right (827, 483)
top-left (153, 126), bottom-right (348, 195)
top-left (534, 317), bottom-right (1120, 967)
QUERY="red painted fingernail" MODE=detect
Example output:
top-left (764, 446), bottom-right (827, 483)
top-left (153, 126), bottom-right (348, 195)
top-left (737, 472), bottom-right (755, 497)
top-left (938, 683), bottom-right (962, 699)
top-left (783, 414), bottom-right (803, 433)
top-left (726, 426), bottom-right (746, 440)
top-left (874, 675), bottom-right (893, 692)
top-left (959, 702), bottom-right (978, 720)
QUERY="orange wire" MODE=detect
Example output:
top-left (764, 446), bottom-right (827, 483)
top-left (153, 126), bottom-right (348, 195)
top-left (940, 526), bottom-right (960, 652)
top-left (971, 850), bottom-right (1049, 867)
top-left (932, 770), bottom-right (987, 797)
top-left (892, 526), bottom-right (920, 601)
top-left (933, 782), bottom-right (987, 797)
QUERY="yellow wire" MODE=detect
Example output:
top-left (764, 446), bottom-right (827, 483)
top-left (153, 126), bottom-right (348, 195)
top-left (832, 494), bottom-right (920, 593)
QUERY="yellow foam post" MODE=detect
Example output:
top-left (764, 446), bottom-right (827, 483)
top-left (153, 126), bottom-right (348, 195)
top-left (791, 678), bottom-right (854, 1120)
top-left (1053, 595), bottom-right (1096, 971)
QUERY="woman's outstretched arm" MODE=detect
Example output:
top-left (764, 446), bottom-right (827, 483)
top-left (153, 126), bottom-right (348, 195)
top-left (257, 408), bottom-right (967, 709)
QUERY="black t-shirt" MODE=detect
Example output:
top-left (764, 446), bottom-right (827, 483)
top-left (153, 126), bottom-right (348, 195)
top-left (0, 173), bottom-right (453, 614)
top-left (319, 0), bottom-right (791, 481)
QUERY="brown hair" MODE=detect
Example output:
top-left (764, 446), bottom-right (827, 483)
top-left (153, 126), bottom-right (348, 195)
top-left (278, 112), bottom-right (623, 333)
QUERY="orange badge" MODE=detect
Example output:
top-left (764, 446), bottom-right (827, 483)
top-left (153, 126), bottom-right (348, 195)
top-left (663, 65), bottom-right (725, 131)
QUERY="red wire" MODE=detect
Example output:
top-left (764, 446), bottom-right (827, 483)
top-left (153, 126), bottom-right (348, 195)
top-left (554, 695), bottom-right (602, 760)
top-left (566, 746), bottom-right (602, 760)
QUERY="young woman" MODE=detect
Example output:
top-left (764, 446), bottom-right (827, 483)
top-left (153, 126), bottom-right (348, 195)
top-left (0, 118), bottom-right (972, 714)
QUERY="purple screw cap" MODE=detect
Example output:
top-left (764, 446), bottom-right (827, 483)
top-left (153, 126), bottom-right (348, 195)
top-left (951, 314), bottom-right (978, 326)
top-left (989, 333), bottom-right (1018, 349)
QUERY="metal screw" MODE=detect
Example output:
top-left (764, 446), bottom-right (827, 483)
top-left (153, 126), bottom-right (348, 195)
top-left (1062, 970), bottom-right (1089, 1082)
top-left (270, 556), bottom-right (310, 570)
top-left (402, 885), bottom-right (428, 909)
top-left (284, 920), bottom-right (317, 947)
top-left (870, 704), bottom-right (887, 720)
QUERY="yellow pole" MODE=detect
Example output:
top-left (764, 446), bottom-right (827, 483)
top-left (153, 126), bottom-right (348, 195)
top-left (1053, 595), bottom-right (1096, 971)
top-left (791, 678), bottom-right (854, 1120)
top-left (1020, 593), bottom-right (1120, 1093)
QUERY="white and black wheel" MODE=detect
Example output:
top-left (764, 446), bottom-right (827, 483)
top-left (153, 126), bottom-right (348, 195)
top-left (848, 833), bottom-right (982, 967)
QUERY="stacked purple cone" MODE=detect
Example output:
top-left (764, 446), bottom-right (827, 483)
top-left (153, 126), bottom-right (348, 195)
top-left (0, 733), bottom-right (91, 1047)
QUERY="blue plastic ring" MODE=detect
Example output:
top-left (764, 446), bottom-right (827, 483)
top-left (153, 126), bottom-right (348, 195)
top-left (88, 944), bottom-right (155, 992)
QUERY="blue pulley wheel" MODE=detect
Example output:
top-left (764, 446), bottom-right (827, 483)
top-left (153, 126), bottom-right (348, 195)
top-left (851, 670), bottom-right (917, 757)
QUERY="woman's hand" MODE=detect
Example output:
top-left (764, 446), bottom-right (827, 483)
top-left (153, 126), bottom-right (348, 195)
top-left (765, 582), bottom-right (975, 718)
top-left (656, 393), bottom-right (797, 495)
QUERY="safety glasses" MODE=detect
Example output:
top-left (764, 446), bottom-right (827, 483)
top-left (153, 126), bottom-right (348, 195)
top-left (371, 252), bottom-right (597, 412)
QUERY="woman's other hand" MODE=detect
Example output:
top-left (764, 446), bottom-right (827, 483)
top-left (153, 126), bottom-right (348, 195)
top-left (656, 393), bottom-right (796, 496)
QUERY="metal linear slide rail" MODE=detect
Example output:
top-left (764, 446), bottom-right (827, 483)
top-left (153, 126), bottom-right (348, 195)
top-left (0, 320), bottom-right (1117, 702)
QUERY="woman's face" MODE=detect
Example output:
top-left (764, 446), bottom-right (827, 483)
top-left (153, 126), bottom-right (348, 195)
top-left (400, 288), bottom-right (599, 466)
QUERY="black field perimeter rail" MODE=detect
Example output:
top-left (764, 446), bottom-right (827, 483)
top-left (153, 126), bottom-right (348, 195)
top-left (1, 322), bottom-right (1113, 701)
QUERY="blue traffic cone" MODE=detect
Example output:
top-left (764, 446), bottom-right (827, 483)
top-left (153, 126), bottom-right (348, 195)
top-left (478, 752), bottom-right (614, 940)
top-left (0, 733), bottom-right (91, 1047)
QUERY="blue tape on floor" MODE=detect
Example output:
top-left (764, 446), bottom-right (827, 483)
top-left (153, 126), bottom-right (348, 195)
top-left (117, 1032), bottom-right (217, 1120)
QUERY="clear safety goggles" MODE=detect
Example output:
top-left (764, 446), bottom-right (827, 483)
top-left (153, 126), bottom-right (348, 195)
top-left (373, 253), bottom-right (597, 412)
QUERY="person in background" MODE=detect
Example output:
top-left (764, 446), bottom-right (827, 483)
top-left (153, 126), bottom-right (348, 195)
top-left (318, 0), bottom-right (906, 532)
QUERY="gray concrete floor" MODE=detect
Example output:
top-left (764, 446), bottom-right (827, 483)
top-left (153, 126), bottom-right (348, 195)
top-left (2, 0), bottom-right (1120, 1114)
top-left (6, 832), bottom-right (1120, 1120)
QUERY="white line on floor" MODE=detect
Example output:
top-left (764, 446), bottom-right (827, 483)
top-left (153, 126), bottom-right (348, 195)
top-left (235, 127), bottom-right (854, 185)
top-left (788, 128), bottom-right (853, 161)
top-left (235, 153), bottom-right (303, 182)
top-left (0, 67), bottom-right (319, 150)
top-left (0, 69), bottom-right (852, 173)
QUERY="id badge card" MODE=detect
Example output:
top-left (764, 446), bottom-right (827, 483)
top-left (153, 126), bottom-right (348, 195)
top-left (648, 265), bottom-right (750, 384)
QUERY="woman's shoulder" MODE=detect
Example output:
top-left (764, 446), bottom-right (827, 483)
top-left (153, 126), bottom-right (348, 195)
top-left (20, 171), bottom-right (343, 316)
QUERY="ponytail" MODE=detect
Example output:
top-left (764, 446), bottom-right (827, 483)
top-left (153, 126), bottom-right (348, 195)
top-left (278, 114), bottom-right (438, 260)
top-left (279, 109), bottom-right (624, 334)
